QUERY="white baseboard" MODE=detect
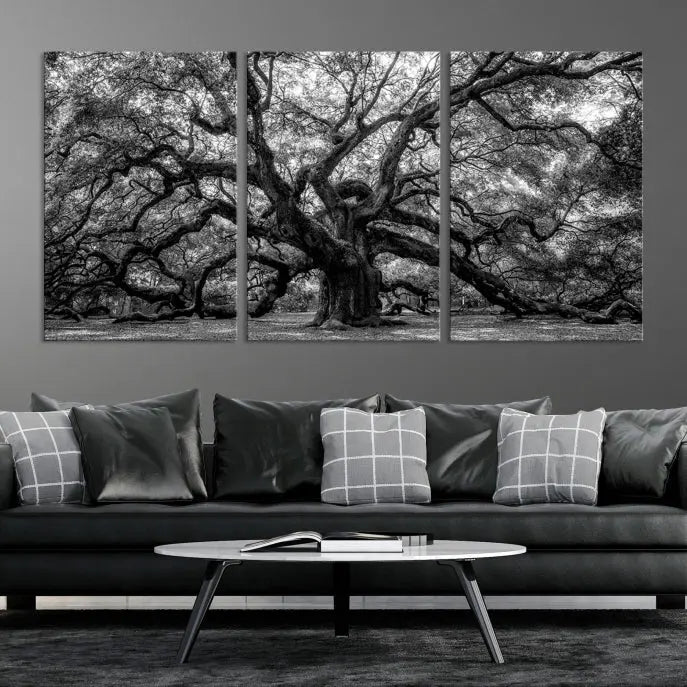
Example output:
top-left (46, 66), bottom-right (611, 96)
top-left (36, 596), bottom-right (128, 610)
top-left (485, 595), bottom-right (658, 610)
top-left (126, 596), bottom-right (247, 610)
top-left (363, 595), bottom-right (467, 609)
top-left (5, 595), bottom-right (665, 611)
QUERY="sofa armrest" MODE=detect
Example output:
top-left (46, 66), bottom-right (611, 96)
top-left (0, 443), bottom-right (16, 509)
top-left (678, 442), bottom-right (687, 510)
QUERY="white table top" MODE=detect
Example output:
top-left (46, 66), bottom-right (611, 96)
top-left (154, 540), bottom-right (526, 563)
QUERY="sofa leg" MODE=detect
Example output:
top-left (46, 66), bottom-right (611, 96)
top-left (333, 562), bottom-right (350, 637)
top-left (6, 595), bottom-right (36, 611)
top-left (656, 595), bottom-right (685, 609)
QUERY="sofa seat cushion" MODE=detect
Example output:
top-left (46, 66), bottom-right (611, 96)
top-left (1, 501), bottom-right (685, 550)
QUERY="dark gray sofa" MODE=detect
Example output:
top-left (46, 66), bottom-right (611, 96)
top-left (1, 444), bottom-right (686, 609)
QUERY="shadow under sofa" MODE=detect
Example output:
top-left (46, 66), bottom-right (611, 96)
top-left (1, 444), bottom-right (686, 610)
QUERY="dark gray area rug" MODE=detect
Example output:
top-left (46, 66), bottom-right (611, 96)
top-left (0, 609), bottom-right (685, 686)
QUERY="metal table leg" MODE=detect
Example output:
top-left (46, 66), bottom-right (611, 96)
top-left (437, 559), bottom-right (504, 664)
top-left (176, 560), bottom-right (240, 664)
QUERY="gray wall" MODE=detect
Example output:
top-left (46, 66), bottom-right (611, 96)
top-left (0, 0), bottom-right (684, 436)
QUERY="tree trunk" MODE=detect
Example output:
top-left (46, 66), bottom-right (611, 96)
top-left (308, 274), bottom-right (330, 327)
top-left (310, 258), bottom-right (384, 329)
top-left (249, 264), bottom-right (291, 318)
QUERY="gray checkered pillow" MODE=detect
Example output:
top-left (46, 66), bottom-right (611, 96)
top-left (494, 407), bottom-right (606, 506)
top-left (0, 411), bottom-right (85, 505)
top-left (320, 407), bottom-right (431, 505)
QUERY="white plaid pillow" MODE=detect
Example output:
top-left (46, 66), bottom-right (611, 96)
top-left (494, 407), bottom-right (606, 506)
top-left (0, 411), bottom-right (85, 505)
top-left (320, 407), bottom-right (431, 505)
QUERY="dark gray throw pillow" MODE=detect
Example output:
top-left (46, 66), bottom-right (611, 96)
top-left (213, 394), bottom-right (382, 499)
top-left (602, 408), bottom-right (687, 499)
top-left (384, 395), bottom-right (552, 499)
top-left (32, 390), bottom-right (206, 500)
top-left (70, 405), bottom-right (193, 503)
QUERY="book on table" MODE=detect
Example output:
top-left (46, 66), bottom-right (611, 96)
top-left (240, 531), bottom-right (405, 553)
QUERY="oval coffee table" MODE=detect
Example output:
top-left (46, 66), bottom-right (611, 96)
top-left (155, 539), bottom-right (525, 665)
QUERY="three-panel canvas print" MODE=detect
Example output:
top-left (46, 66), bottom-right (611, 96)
top-left (44, 51), bottom-right (643, 342)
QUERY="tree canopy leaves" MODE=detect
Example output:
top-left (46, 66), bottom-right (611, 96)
top-left (449, 51), bottom-right (642, 325)
top-left (44, 51), bottom-right (237, 325)
top-left (246, 51), bottom-right (441, 333)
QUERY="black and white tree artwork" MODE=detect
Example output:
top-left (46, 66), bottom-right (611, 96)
top-left (449, 52), bottom-right (642, 341)
top-left (44, 52), bottom-right (237, 341)
top-left (44, 51), bottom-right (641, 343)
top-left (246, 52), bottom-right (441, 341)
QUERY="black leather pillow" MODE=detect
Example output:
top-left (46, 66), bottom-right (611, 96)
top-left (31, 390), bottom-right (206, 499)
top-left (213, 394), bottom-right (382, 500)
top-left (70, 405), bottom-right (194, 503)
top-left (384, 395), bottom-right (552, 500)
top-left (602, 408), bottom-right (687, 500)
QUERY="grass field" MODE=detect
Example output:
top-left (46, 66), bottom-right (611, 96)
top-left (451, 314), bottom-right (642, 342)
top-left (45, 313), bottom-right (639, 342)
top-left (249, 312), bottom-right (439, 341)
top-left (45, 318), bottom-right (237, 341)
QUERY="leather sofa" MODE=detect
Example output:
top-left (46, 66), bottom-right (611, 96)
top-left (2, 442), bottom-right (687, 610)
